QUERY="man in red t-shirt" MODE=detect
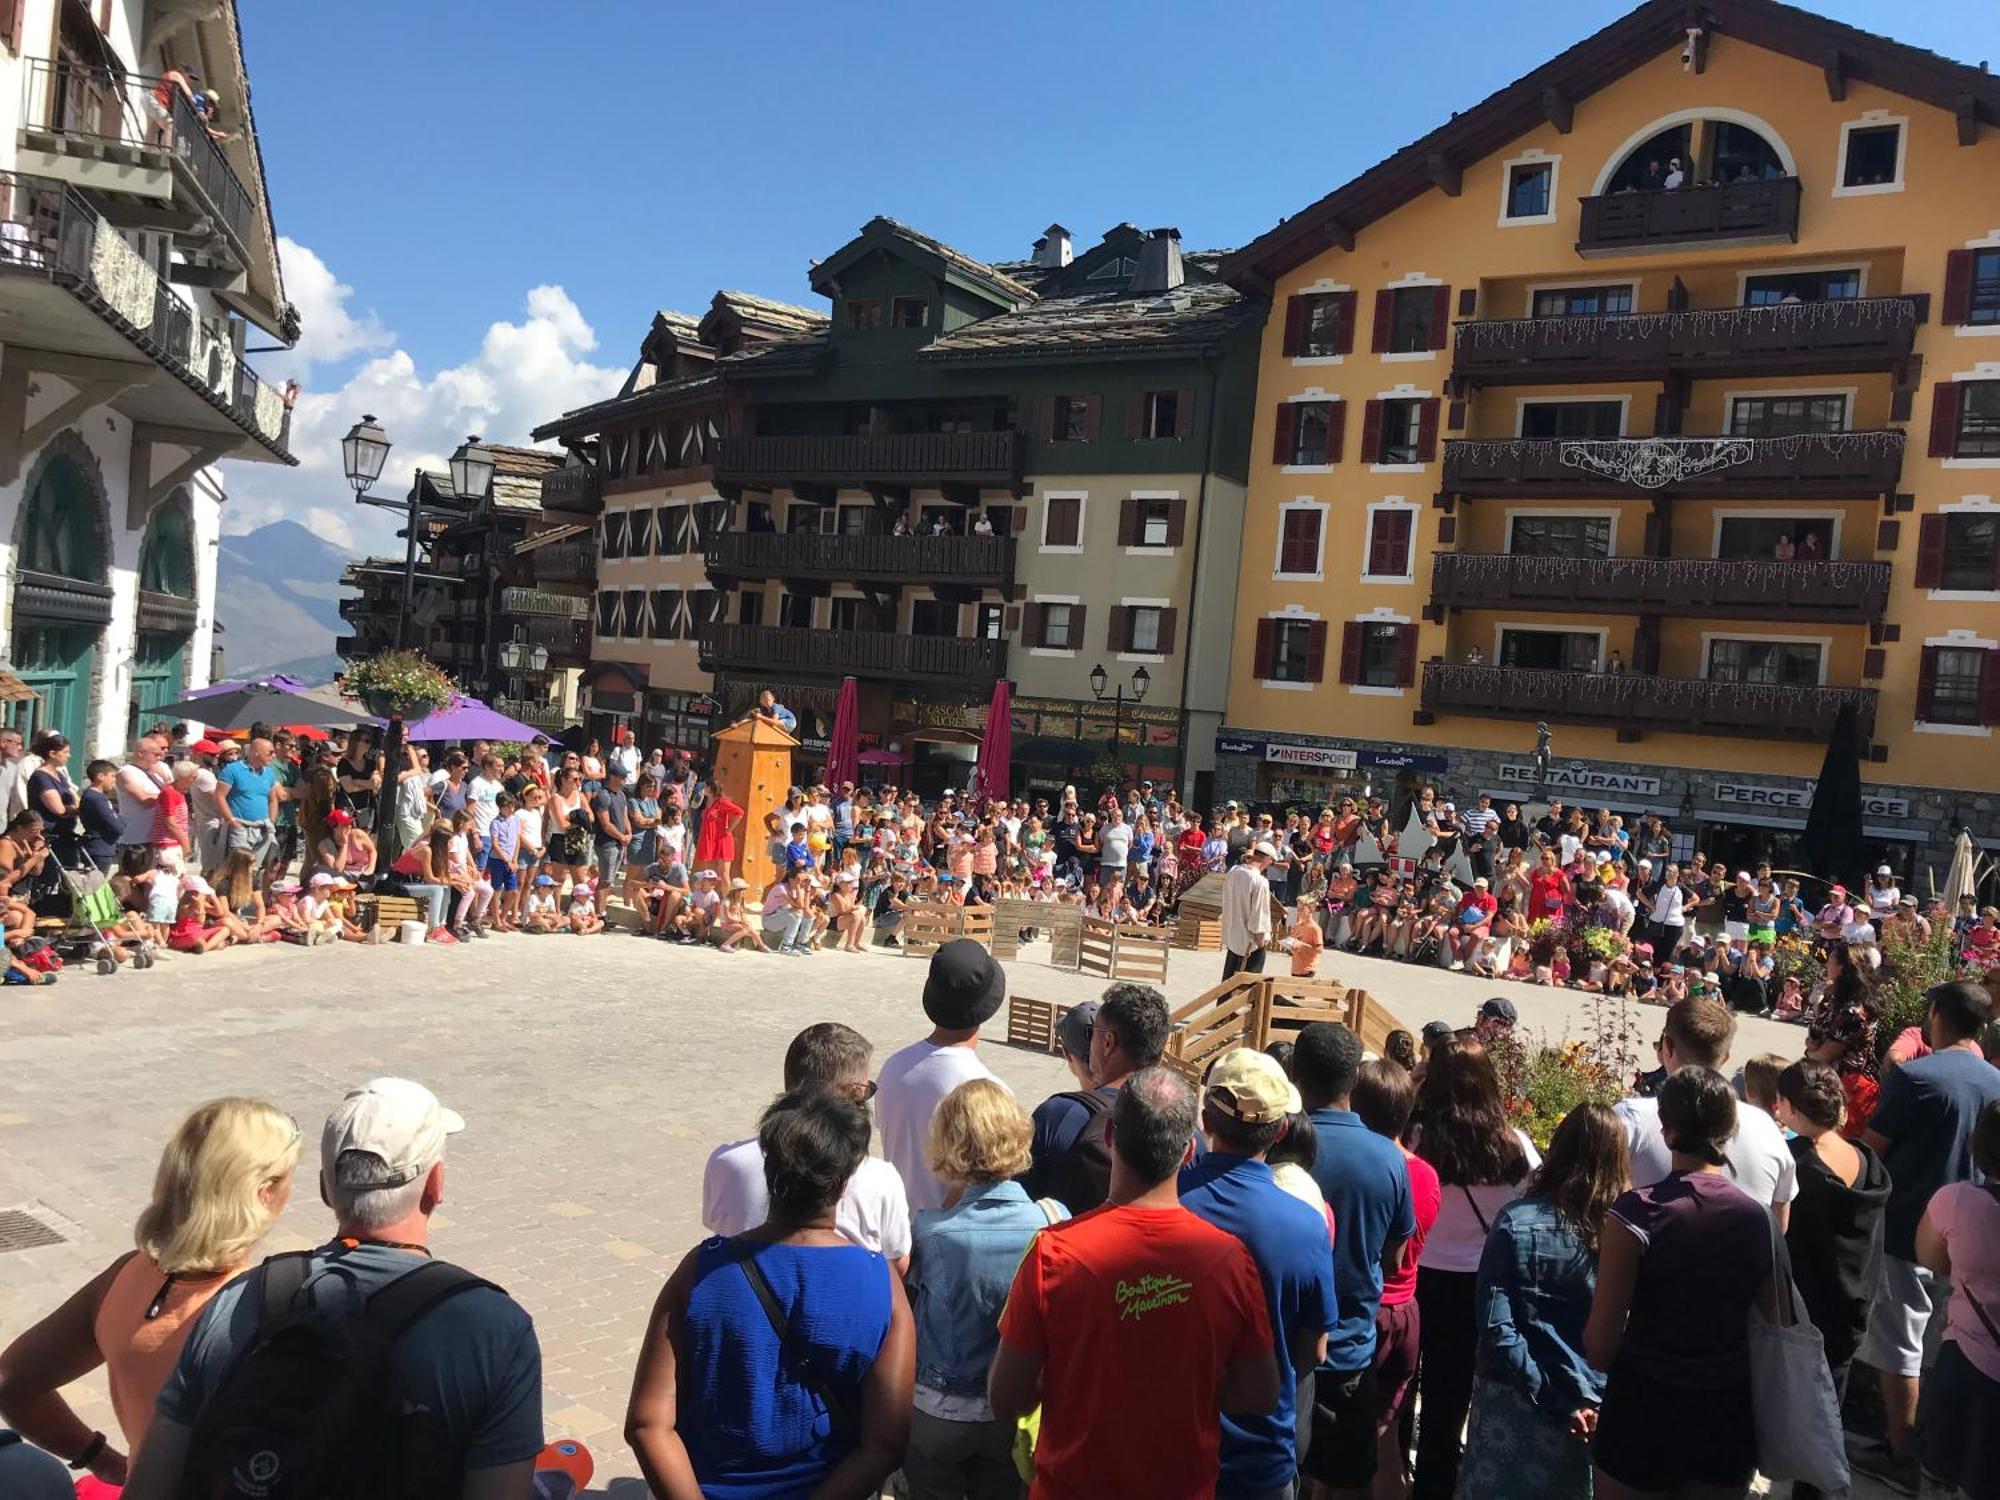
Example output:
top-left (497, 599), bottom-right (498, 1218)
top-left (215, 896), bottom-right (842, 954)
top-left (990, 1067), bottom-right (1278, 1500)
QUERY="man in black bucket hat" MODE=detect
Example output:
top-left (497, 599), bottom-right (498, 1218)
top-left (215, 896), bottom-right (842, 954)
top-left (875, 939), bottom-right (1010, 1212)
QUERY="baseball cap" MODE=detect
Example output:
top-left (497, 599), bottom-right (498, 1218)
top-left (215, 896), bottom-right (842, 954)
top-left (1251, 841), bottom-right (1279, 860)
top-left (1205, 1048), bottom-right (1300, 1125)
top-left (695, 869), bottom-right (717, 881)
top-left (322, 1077), bottom-right (464, 1189)
top-left (1420, 1019), bottom-right (1455, 1047)
top-left (534, 874), bottom-right (555, 886)
top-left (1478, 996), bottom-right (1518, 1026)
top-left (309, 872), bottom-right (334, 887)
top-left (1056, 1000), bottom-right (1099, 1059)
top-left (327, 808), bottom-right (354, 827)
top-left (1473, 876), bottom-right (1489, 888)
top-left (1875, 864), bottom-right (1892, 877)
top-left (835, 870), bottom-right (858, 884)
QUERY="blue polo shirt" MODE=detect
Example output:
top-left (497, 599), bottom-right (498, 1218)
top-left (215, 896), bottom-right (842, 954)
top-left (1307, 1107), bottom-right (1415, 1373)
top-left (1179, 1152), bottom-right (1338, 1500)
top-left (216, 759), bottom-right (277, 822)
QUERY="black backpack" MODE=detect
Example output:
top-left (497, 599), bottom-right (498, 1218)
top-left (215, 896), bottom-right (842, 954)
top-left (1036, 1088), bottom-right (1117, 1216)
top-left (179, 1251), bottom-right (497, 1500)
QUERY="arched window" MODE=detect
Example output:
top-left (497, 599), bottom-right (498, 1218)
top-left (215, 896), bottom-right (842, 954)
top-left (139, 496), bottom-right (195, 597)
top-left (1602, 114), bottom-right (1790, 194)
top-left (19, 450), bottom-right (104, 581)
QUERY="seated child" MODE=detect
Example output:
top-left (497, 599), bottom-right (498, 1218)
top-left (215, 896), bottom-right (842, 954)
top-left (524, 873), bottom-right (564, 933)
top-left (567, 879), bottom-right (603, 935)
top-left (168, 888), bottom-right (230, 953)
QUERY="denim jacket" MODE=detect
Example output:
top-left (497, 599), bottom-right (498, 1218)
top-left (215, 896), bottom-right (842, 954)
top-left (1473, 1195), bottom-right (1604, 1417)
top-left (908, 1179), bottom-right (1063, 1418)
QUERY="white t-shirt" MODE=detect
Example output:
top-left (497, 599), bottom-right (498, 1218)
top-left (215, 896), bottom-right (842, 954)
top-left (1866, 884), bottom-right (1900, 917)
top-left (1649, 884), bottom-right (1687, 928)
top-left (1615, 1092), bottom-right (1799, 1207)
top-left (1558, 832), bottom-right (1585, 867)
top-left (805, 801), bottom-right (834, 833)
top-left (515, 806), bottom-right (544, 853)
top-left (1097, 822), bottom-right (1133, 869)
top-left (1417, 1129), bottom-right (1543, 1273)
top-left (702, 1139), bottom-right (912, 1258)
top-left (467, 776), bottom-right (502, 837)
top-left (876, 1038), bottom-right (1006, 1212)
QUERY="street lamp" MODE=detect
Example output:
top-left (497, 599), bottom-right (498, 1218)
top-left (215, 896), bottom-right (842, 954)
top-left (448, 434), bottom-right (496, 504)
top-left (340, 413), bottom-right (391, 495)
top-left (1090, 662), bottom-right (1150, 791)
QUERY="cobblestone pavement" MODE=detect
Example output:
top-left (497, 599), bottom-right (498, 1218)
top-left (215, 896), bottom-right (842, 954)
top-left (0, 927), bottom-right (1817, 1492)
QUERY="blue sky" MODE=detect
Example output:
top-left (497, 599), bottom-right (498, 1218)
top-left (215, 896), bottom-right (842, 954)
top-left (226, 0), bottom-right (1995, 549)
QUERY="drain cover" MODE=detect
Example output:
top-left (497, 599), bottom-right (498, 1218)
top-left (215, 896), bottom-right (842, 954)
top-left (0, 1208), bottom-right (64, 1252)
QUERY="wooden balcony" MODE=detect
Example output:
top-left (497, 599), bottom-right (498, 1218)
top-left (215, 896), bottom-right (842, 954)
top-left (1429, 554), bottom-right (1892, 622)
top-left (698, 622), bottom-right (1006, 687)
top-left (532, 540), bottom-right (597, 583)
top-left (515, 616), bottom-right (591, 659)
top-left (539, 465), bottom-right (602, 513)
top-left (713, 431), bottom-right (1026, 492)
top-left (1442, 431), bottom-right (1904, 499)
top-left (1576, 177), bottom-right (1801, 256)
top-left (706, 530), bottom-right (1016, 587)
top-left (1420, 662), bottom-right (1875, 742)
top-left (1452, 296), bottom-right (1922, 386)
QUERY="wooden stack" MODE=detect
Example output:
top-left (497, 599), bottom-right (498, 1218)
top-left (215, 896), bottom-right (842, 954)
top-left (1004, 994), bottom-right (1073, 1053)
top-left (1172, 871), bottom-right (1288, 951)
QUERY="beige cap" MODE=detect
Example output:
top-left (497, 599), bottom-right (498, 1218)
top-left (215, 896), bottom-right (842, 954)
top-left (322, 1077), bottom-right (464, 1188)
top-left (1204, 1048), bottom-right (1301, 1125)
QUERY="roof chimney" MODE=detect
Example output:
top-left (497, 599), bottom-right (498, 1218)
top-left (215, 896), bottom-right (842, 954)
top-left (1035, 222), bottom-right (1073, 268)
top-left (1129, 227), bottom-right (1184, 295)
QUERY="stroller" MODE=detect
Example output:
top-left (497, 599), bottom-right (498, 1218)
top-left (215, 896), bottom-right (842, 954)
top-left (52, 851), bottom-right (151, 975)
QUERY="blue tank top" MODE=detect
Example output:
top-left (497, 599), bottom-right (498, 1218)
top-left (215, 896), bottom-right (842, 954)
top-left (679, 1236), bottom-right (893, 1498)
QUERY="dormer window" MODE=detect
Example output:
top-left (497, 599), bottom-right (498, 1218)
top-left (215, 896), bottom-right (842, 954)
top-left (846, 300), bottom-right (883, 330)
top-left (892, 296), bottom-right (928, 328)
top-left (1087, 258), bottom-right (1137, 282)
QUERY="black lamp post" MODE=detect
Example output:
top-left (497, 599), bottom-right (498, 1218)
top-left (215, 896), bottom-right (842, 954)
top-left (1089, 662), bottom-right (1150, 789)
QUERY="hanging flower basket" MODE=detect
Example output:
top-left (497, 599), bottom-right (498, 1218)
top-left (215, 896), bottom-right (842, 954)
top-left (343, 649), bottom-right (456, 721)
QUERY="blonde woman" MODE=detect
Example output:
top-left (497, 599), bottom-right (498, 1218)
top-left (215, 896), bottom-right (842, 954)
top-left (0, 1097), bottom-right (299, 1485)
top-left (905, 1079), bottom-right (1067, 1500)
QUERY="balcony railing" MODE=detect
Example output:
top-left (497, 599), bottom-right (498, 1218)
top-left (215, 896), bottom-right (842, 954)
top-left (533, 540), bottom-right (597, 583)
top-left (1429, 554), bottom-right (1892, 621)
top-left (518, 617), bottom-right (591, 657)
top-left (0, 171), bottom-right (289, 453)
top-left (1453, 296), bottom-right (1922, 385)
top-left (500, 586), bottom-right (591, 619)
top-left (699, 622), bottom-right (1006, 684)
top-left (495, 696), bottom-right (569, 729)
top-left (1577, 176), bottom-right (1801, 255)
top-left (1442, 430), bottom-right (1904, 499)
top-left (1421, 662), bottom-right (1875, 741)
top-left (705, 529), bottom-right (1016, 586)
top-left (539, 466), bottom-right (602, 512)
top-left (713, 430), bottom-right (1027, 487)
top-left (18, 59), bottom-right (255, 257)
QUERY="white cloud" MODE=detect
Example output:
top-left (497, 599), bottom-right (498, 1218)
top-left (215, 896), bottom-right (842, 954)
top-left (220, 248), bottom-right (624, 553)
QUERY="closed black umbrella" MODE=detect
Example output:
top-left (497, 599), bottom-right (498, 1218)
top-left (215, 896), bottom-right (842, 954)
top-left (1802, 702), bottom-right (1865, 893)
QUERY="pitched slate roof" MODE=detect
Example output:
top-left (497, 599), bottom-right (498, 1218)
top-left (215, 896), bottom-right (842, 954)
top-left (812, 217), bottom-right (1037, 307)
top-left (920, 280), bottom-right (1255, 363)
top-left (1224, 0), bottom-right (2000, 292)
top-left (710, 290), bottom-right (826, 335)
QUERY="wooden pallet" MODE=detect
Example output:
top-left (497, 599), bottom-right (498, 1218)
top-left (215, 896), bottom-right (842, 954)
top-left (1163, 970), bottom-right (1406, 1081)
top-left (900, 900), bottom-right (994, 956)
top-left (1005, 993), bottom-right (1074, 1053)
top-left (1077, 917), bottom-right (1173, 983)
top-left (1171, 913), bottom-right (1224, 951)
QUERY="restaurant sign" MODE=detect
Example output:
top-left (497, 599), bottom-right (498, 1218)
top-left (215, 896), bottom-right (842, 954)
top-left (1497, 762), bottom-right (1664, 797)
top-left (1712, 782), bottom-right (1911, 819)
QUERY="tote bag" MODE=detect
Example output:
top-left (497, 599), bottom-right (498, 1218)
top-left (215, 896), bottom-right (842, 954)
top-left (1746, 1210), bottom-right (1848, 1492)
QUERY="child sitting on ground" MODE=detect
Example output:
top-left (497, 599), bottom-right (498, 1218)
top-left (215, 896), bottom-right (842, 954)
top-left (1770, 973), bottom-right (1806, 1021)
top-left (524, 873), bottom-right (564, 933)
top-left (267, 879), bottom-right (311, 940)
top-left (299, 873), bottom-right (344, 944)
top-left (168, 888), bottom-right (230, 953)
top-left (566, 879), bottom-right (603, 935)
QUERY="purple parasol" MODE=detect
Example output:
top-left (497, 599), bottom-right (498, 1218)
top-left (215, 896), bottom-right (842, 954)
top-left (398, 694), bottom-right (546, 743)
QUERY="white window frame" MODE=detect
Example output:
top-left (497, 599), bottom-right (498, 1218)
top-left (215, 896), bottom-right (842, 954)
top-left (1734, 261), bottom-right (1870, 305)
top-left (1952, 230), bottom-right (2000, 339)
top-left (1941, 363), bottom-right (2000, 470)
top-left (1380, 273), bottom-right (1445, 365)
top-left (1521, 279), bottom-right (1639, 318)
top-left (1371, 383), bottom-right (1434, 474)
top-left (1360, 498), bottom-right (1420, 585)
top-left (1273, 498), bottom-right (1328, 582)
top-left (1699, 631), bottom-right (1832, 687)
top-left (1930, 496), bottom-right (2000, 602)
top-left (1263, 607), bottom-right (1324, 692)
top-left (1915, 627), bottom-right (1997, 737)
top-left (1512, 393), bottom-right (1632, 437)
top-left (1350, 606), bottom-right (1412, 697)
top-left (1493, 622), bottom-right (1610, 671)
top-left (1029, 593), bottom-right (1080, 658)
top-left (1038, 489), bottom-right (1087, 554)
top-left (1505, 507), bottom-right (1621, 556)
top-left (1832, 111), bottom-right (1907, 198)
top-left (1498, 149), bottom-right (1561, 228)
top-left (1125, 489), bottom-right (1182, 557)
top-left (1709, 507), bottom-right (1846, 560)
top-left (1118, 596), bottom-right (1172, 663)
top-left (1290, 278), bottom-right (1353, 367)
top-left (1719, 385), bottom-right (1857, 435)
top-left (1279, 388), bottom-right (1339, 474)
top-left (1588, 108), bottom-right (1799, 196)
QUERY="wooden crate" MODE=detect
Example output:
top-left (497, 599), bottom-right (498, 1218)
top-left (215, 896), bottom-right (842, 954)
top-left (1172, 913), bottom-right (1224, 951)
top-left (1079, 916), bottom-right (1172, 983)
top-left (1162, 974), bottom-right (1266, 1084)
top-left (1005, 994), bottom-right (1073, 1053)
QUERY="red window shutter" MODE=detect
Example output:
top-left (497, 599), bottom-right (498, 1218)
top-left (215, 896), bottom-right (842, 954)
top-left (1305, 620), bottom-right (1329, 682)
top-left (1394, 624), bottom-right (1420, 687)
top-left (1156, 608), bottom-right (1179, 656)
top-left (1039, 396), bottom-right (1058, 442)
top-left (1370, 509), bottom-right (1413, 576)
top-left (1917, 646), bottom-right (1940, 719)
top-left (1370, 290), bottom-right (1394, 353)
top-left (1117, 497), bottom-right (1139, 547)
top-left (1165, 497), bottom-right (1188, 547)
top-left (1081, 396), bottom-right (1102, 441)
top-left (1282, 296), bottom-right (1308, 357)
top-left (1333, 291), bottom-right (1357, 354)
top-left (1338, 622), bottom-right (1363, 684)
top-left (1174, 388), bottom-right (1195, 440)
top-left (1930, 383), bottom-right (1963, 458)
top-left (1360, 400), bottom-right (1384, 464)
top-left (1943, 249), bottom-right (1975, 326)
top-left (1108, 606), bottom-right (1129, 652)
top-left (1415, 398), bottom-right (1441, 463)
top-left (1983, 650), bottom-right (2000, 726)
top-left (1324, 398), bottom-right (1345, 463)
top-left (1253, 619), bottom-right (1277, 679)
top-left (1429, 285), bottom-right (1452, 349)
top-left (1915, 514), bottom-right (1947, 587)
top-left (1123, 394), bottom-right (1144, 440)
top-left (1280, 509), bottom-right (1320, 574)
top-left (1272, 403), bottom-right (1298, 466)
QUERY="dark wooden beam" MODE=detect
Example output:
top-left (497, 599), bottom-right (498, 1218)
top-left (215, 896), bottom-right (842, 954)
top-left (1823, 48), bottom-right (1847, 101)
top-left (1426, 152), bottom-right (1462, 197)
top-left (1540, 86), bottom-right (1572, 134)
top-left (1957, 95), bottom-right (1980, 146)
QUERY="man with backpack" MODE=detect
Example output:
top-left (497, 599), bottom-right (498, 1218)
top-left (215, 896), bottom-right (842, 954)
top-left (123, 1078), bottom-right (543, 1500)
top-left (1021, 982), bottom-right (1170, 1215)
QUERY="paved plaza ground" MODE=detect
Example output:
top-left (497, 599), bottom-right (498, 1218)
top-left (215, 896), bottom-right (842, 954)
top-left (0, 928), bottom-right (1814, 1492)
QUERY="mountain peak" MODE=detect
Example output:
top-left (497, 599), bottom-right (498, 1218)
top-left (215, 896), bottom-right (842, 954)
top-left (216, 517), bottom-right (358, 676)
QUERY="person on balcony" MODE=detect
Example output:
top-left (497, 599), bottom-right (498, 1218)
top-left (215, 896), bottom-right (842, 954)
top-left (971, 513), bottom-right (994, 537)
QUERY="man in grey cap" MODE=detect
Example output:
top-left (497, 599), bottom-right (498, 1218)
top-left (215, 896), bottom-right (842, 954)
top-left (1222, 841), bottom-right (1277, 979)
top-left (124, 1078), bottom-right (543, 1499)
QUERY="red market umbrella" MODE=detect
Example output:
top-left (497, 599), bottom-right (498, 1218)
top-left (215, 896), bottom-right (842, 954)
top-left (825, 676), bottom-right (860, 788)
top-left (972, 678), bottom-right (1013, 804)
